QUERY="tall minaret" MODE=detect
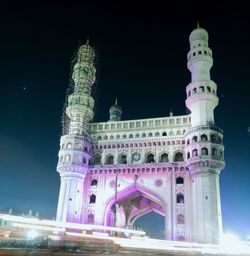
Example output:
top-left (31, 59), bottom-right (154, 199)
top-left (185, 25), bottom-right (225, 244)
top-left (56, 41), bottom-right (95, 223)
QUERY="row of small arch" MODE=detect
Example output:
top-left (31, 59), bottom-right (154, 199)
top-left (187, 85), bottom-right (216, 97)
top-left (89, 177), bottom-right (184, 187)
top-left (91, 152), bottom-right (184, 165)
top-left (88, 192), bottom-right (185, 205)
top-left (61, 142), bottom-right (89, 152)
top-left (187, 147), bottom-right (222, 158)
top-left (186, 134), bottom-right (222, 145)
top-left (190, 49), bottom-right (211, 58)
top-left (93, 140), bottom-right (185, 150)
top-left (59, 154), bottom-right (87, 164)
top-left (95, 130), bottom-right (185, 141)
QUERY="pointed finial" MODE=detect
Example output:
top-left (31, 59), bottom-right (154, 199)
top-left (197, 21), bottom-right (200, 28)
top-left (86, 37), bottom-right (90, 45)
top-left (115, 98), bottom-right (118, 105)
top-left (170, 109), bottom-right (173, 117)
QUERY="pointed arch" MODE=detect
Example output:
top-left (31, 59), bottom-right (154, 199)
top-left (174, 151), bottom-right (184, 162)
top-left (103, 184), bottom-right (167, 226)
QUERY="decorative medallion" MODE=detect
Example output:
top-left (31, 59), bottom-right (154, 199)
top-left (109, 180), bottom-right (116, 188)
top-left (132, 152), bottom-right (140, 161)
top-left (155, 178), bottom-right (163, 187)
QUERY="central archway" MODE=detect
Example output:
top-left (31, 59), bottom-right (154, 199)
top-left (103, 184), bottom-right (166, 236)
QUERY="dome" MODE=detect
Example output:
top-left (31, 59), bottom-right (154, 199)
top-left (109, 103), bottom-right (122, 113)
top-left (109, 99), bottom-right (122, 121)
top-left (189, 24), bottom-right (209, 43)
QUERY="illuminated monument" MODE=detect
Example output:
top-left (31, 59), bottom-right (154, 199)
top-left (56, 25), bottom-right (225, 244)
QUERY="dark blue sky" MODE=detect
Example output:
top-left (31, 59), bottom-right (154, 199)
top-left (0, 1), bottom-right (249, 239)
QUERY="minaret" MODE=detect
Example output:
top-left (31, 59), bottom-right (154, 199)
top-left (109, 98), bottom-right (122, 121)
top-left (56, 40), bottom-right (96, 223)
top-left (185, 25), bottom-right (225, 244)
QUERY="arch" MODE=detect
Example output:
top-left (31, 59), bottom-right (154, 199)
top-left (187, 151), bottom-right (190, 159)
top-left (177, 214), bottom-right (185, 224)
top-left (212, 148), bottom-right (217, 155)
top-left (174, 152), bottom-right (184, 162)
top-left (169, 131), bottom-right (174, 136)
top-left (188, 91), bottom-right (191, 97)
top-left (220, 150), bottom-right (223, 157)
top-left (199, 86), bottom-right (205, 92)
top-left (162, 131), bottom-right (167, 136)
top-left (66, 142), bottom-right (72, 149)
top-left (160, 153), bottom-right (169, 163)
top-left (155, 132), bottom-right (160, 137)
top-left (118, 154), bottom-right (127, 164)
top-left (122, 134), bottom-right (127, 139)
top-left (87, 213), bottom-right (94, 224)
top-left (103, 184), bottom-right (167, 227)
top-left (97, 136), bottom-right (102, 140)
top-left (106, 154), bottom-right (114, 165)
top-left (176, 177), bottom-right (184, 185)
top-left (135, 133), bottom-right (140, 138)
top-left (116, 135), bottom-right (120, 139)
top-left (211, 134), bottom-right (216, 142)
top-left (148, 133), bottom-right (153, 137)
top-left (201, 147), bottom-right (208, 156)
top-left (104, 135), bottom-right (108, 140)
top-left (110, 135), bottom-right (114, 140)
top-left (207, 86), bottom-right (211, 92)
top-left (176, 130), bottom-right (181, 135)
top-left (65, 154), bottom-right (71, 162)
top-left (177, 193), bottom-right (184, 204)
top-left (192, 149), bottom-right (198, 157)
top-left (187, 139), bottom-right (190, 145)
top-left (192, 135), bottom-right (198, 142)
top-left (91, 179), bottom-right (98, 186)
top-left (201, 134), bottom-right (208, 141)
top-left (89, 194), bottom-right (96, 204)
top-left (146, 153), bottom-right (155, 163)
top-left (142, 133), bottom-right (146, 137)
top-left (129, 134), bottom-right (133, 138)
top-left (218, 136), bottom-right (222, 144)
top-left (193, 88), bottom-right (197, 94)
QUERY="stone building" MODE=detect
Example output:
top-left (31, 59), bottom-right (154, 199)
top-left (56, 25), bottom-right (225, 244)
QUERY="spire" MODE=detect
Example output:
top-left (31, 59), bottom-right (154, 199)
top-left (115, 97), bottom-right (118, 105)
top-left (197, 21), bottom-right (200, 28)
top-left (86, 37), bottom-right (90, 45)
top-left (170, 109), bottom-right (173, 117)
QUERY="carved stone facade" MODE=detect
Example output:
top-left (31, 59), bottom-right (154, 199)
top-left (56, 26), bottom-right (225, 244)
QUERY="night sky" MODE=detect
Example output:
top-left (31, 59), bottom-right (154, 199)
top-left (0, 1), bottom-right (249, 239)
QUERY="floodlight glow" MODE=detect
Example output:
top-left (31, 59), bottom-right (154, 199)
top-left (26, 230), bottom-right (39, 240)
top-left (12, 222), bottom-right (65, 232)
top-left (221, 233), bottom-right (250, 255)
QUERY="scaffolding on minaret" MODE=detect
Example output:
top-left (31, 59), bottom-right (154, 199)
top-left (61, 50), bottom-right (78, 135)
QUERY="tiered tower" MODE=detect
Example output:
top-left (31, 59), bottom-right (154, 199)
top-left (185, 25), bottom-right (225, 243)
top-left (56, 41), bottom-right (96, 223)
